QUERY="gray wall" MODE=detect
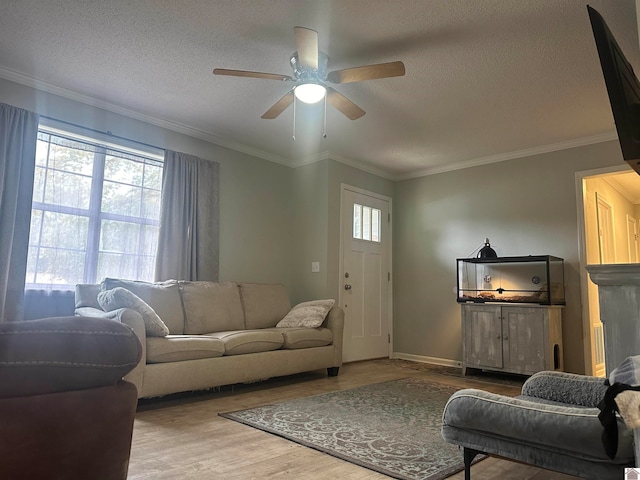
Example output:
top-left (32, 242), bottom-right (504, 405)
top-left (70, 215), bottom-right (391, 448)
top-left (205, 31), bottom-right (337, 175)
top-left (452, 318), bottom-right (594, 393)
top-left (289, 159), bottom-right (395, 304)
top-left (393, 141), bottom-right (623, 374)
top-left (0, 78), bottom-right (295, 293)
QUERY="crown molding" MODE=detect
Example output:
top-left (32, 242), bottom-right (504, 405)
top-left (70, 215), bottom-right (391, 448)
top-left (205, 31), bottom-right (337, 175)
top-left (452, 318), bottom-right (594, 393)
top-left (0, 66), bottom-right (293, 167)
top-left (290, 150), bottom-right (397, 180)
top-left (0, 66), bottom-right (619, 181)
top-left (395, 131), bottom-right (619, 180)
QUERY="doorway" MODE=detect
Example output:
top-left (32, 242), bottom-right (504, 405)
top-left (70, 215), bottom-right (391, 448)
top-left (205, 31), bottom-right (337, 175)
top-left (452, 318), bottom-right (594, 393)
top-left (578, 166), bottom-right (640, 376)
top-left (339, 185), bottom-right (392, 363)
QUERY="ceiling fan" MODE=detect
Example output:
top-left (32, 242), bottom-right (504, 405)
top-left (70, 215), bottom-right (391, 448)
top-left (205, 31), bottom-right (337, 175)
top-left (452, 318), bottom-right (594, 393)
top-left (213, 26), bottom-right (405, 121)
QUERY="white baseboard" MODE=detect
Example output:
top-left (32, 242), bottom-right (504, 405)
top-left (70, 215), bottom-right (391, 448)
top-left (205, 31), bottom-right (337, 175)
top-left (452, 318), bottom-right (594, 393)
top-left (391, 352), bottom-right (462, 368)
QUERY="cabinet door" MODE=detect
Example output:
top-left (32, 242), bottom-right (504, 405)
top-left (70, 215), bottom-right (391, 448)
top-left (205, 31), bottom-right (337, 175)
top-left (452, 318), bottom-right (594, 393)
top-left (503, 307), bottom-right (546, 374)
top-left (463, 305), bottom-right (503, 369)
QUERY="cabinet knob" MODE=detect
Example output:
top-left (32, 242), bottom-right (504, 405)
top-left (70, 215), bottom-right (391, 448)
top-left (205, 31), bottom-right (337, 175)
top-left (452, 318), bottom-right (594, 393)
top-left (504, 336), bottom-right (509, 340)
top-left (496, 335), bottom-right (501, 339)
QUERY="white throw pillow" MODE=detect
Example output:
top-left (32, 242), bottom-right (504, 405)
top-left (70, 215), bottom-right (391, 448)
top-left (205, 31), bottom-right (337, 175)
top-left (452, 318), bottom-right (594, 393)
top-left (276, 299), bottom-right (335, 328)
top-left (97, 287), bottom-right (170, 337)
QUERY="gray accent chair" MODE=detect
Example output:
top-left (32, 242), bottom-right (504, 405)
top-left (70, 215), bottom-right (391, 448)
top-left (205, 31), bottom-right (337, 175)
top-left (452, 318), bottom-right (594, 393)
top-left (442, 371), bottom-right (635, 480)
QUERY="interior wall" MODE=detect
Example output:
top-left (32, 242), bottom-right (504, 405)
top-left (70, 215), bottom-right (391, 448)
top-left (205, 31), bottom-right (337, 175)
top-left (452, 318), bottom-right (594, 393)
top-left (393, 140), bottom-right (624, 374)
top-left (289, 159), bottom-right (395, 304)
top-left (0, 78), bottom-right (295, 293)
top-left (290, 160), bottom-right (329, 304)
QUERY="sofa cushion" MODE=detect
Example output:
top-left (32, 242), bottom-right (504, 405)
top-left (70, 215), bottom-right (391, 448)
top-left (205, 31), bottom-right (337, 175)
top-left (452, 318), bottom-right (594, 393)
top-left (75, 284), bottom-right (102, 310)
top-left (180, 281), bottom-right (245, 334)
top-left (271, 327), bottom-right (333, 349)
top-left (239, 283), bottom-right (291, 329)
top-left (97, 287), bottom-right (169, 337)
top-left (101, 278), bottom-right (184, 334)
top-left (146, 336), bottom-right (225, 363)
top-left (205, 330), bottom-right (284, 355)
top-left (276, 300), bottom-right (335, 328)
top-left (0, 316), bottom-right (141, 398)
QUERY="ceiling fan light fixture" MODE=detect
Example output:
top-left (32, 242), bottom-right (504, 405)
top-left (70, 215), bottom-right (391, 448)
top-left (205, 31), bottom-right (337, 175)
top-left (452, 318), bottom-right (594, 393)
top-left (294, 83), bottom-right (326, 104)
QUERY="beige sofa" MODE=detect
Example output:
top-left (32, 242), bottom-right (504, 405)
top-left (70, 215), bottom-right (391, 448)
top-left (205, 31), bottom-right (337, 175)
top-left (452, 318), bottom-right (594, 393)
top-left (75, 279), bottom-right (344, 399)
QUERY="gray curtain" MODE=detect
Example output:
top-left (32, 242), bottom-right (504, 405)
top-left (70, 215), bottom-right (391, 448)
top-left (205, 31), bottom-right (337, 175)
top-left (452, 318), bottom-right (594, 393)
top-left (154, 149), bottom-right (219, 282)
top-left (0, 103), bottom-right (39, 323)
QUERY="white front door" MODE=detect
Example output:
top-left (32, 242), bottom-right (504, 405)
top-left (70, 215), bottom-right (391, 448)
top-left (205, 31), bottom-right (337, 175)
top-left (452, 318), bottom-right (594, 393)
top-left (340, 186), bottom-right (391, 363)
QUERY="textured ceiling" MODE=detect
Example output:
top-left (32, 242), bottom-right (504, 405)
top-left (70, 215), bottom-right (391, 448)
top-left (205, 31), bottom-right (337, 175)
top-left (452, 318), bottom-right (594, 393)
top-left (0, 0), bottom-right (638, 179)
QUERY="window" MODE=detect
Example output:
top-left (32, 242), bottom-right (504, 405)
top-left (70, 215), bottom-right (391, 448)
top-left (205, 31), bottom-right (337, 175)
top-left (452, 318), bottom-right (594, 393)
top-left (353, 203), bottom-right (381, 243)
top-left (26, 127), bottom-right (163, 290)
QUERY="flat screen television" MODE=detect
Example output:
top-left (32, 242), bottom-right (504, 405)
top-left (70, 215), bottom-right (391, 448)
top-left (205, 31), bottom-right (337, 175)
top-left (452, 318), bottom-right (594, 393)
top-left (588, 5), bottom-right (640, 174)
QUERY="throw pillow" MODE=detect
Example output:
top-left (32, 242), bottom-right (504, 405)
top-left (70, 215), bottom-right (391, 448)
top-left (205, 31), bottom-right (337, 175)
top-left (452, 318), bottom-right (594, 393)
top-left (97, 287), bottom-right (170, 337)
top-left (276, 299), bottom-right (335, 328)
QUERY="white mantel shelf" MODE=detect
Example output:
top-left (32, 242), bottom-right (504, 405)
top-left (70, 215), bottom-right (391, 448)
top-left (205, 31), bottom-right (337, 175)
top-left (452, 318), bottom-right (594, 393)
top-left (586, 263), bottom-right (640, 375)
top-left (586, 263), bottom-right (640, 285)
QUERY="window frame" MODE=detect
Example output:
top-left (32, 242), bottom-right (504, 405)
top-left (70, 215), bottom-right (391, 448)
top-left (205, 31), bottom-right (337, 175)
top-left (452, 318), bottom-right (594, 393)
top-left (26, 122), bottom-right (164, 290)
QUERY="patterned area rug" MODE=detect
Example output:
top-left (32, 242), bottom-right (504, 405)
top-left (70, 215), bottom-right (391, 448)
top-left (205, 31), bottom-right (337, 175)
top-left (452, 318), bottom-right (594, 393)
top-left (220, 378), bottom-right (477, 480)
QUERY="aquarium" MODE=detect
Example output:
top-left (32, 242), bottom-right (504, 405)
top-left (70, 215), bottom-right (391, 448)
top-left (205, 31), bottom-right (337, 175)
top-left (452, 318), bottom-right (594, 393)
top-left (456, 255), bottom-right (565, 305)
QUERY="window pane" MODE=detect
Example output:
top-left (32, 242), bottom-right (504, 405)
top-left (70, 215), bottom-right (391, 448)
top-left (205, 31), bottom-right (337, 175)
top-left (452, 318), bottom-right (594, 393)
top-left (97, 252), bottom-right (138, 281)
top-left (363, 206), bottom-right (371, 241)
top-left (144, 163), bottom-right (163, 190)
top-left (39, 247), bottom-right (86, 285)
top-left (141, 189), bottom-right (161, 220)
top-left (44, 169), bottom-right (92, 209)
top-left (353, 204), bottom-right (362, 239)
top-left (33, 166), bottom-right (46, 203)
top-left (39, 211), bottom-right (89, 250)
top-left (35, 136), bottom-right (50, 167)
top-left (28, 246), bottom-right (86, 285)
top-left (48, 141), bottom-right (94, 176)
top-left (100, 219), bottom-right (140, 253)
top-left (372, 208), bottom-right (381, 242)
top-left (104, 154), bottom-right (144, 185)
top-left (102, 181), bottom-right (142, 217)
top-left (142, 225), bottom-right (159, 255)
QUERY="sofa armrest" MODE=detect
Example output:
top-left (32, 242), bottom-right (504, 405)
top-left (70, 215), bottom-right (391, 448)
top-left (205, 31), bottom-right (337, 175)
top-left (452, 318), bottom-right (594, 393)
top-left (521, 371), bottom-right (608, 408)
top-left (76, 306), bottom-right (147, 396)
top-left (323, 306), bottom-right (344, 367)
top-left (0, 316), bottom-right (140, 398)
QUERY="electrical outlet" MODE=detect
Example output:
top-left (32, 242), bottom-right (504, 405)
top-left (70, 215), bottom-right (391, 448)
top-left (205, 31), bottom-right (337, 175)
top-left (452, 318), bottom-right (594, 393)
top-left (311, 262), bottom-right (320, 273)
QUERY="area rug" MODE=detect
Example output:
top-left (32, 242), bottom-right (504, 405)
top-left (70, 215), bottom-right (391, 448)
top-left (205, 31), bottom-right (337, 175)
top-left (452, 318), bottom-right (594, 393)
top-left (220, 378), bottom-right (477, 480)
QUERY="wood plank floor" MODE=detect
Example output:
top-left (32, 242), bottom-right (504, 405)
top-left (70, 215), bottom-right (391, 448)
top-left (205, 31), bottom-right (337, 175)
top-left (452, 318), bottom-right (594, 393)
top-left (128, 360), bottom-right (581, 480)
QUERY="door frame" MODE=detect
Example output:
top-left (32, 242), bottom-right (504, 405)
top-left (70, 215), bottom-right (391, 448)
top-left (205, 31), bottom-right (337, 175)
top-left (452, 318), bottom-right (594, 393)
top-left (338, 183), bottom-right (393, 360)
top-left (575, 164), bottom-right (630, 376)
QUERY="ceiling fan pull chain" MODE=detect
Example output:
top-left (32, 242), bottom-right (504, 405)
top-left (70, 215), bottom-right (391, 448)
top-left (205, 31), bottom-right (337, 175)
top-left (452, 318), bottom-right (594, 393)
top-left (292, 96), bottom-right (296, 140)
top-left (323, 95), bottom-right (327, 139)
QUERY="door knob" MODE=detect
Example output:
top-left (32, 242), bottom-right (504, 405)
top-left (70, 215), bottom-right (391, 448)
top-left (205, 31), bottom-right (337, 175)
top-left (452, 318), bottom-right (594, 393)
top-left (344, 284), bottom-right (352, 290)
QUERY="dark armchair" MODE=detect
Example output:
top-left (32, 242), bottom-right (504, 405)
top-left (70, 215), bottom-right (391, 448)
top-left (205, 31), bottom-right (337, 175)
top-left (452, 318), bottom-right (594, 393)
top-left (0, 316), bottom-right (141, 480)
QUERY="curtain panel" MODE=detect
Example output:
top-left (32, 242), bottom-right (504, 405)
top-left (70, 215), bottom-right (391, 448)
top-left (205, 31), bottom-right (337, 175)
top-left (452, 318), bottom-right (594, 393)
top-left (0, 103), bottom-right (39, 322)
top-left (154, 150), bottom-right (219, 282)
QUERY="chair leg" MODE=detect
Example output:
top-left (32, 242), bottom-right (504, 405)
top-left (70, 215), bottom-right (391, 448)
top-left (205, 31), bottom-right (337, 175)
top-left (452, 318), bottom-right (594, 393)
top-left (463, 447), bottom-right (482, 480)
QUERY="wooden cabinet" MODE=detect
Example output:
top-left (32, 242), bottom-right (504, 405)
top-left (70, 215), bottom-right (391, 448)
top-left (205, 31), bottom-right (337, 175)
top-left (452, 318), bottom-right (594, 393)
top-left (461, 304), bottom-right (563, 376)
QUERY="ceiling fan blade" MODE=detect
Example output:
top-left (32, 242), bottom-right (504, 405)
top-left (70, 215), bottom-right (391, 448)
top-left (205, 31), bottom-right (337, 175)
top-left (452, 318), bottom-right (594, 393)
top-left (213, 68), bottom-right (292, 81)
top-left (327, 61), bottom-right (405, 84)
top-left (326, 87), bottom-right (365, 120)
top-left (261, 91), bottom-right (295, 119)
top-left (294, 26), bottom-right (318, 70)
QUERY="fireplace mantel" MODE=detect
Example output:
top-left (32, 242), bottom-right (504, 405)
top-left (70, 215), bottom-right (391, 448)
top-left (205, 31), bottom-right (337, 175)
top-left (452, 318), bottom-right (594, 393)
top-left (586, 263), bottom-right (640, 375)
